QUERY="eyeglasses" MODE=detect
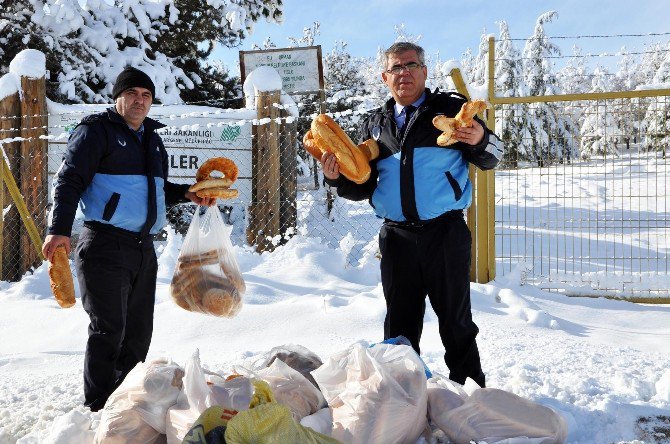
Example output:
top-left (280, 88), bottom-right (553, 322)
top-left (385, 62), bottom-right (425, 75)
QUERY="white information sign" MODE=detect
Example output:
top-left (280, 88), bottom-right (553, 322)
top-left (47, 106), bottom-right (254, 204)
top-left (240, 46), bottom-right (323, 94)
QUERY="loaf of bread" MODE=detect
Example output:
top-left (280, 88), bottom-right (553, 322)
top-left (303, 114), bottom-right (379, 184)
top-left (48, 245), bottom-right (76, 308)
top-left (432, 99), bottom-right (488, 146)
top-left (189, 157), bottom-right (239, 201)
top-left (170, 249), bottom-right (244, 317)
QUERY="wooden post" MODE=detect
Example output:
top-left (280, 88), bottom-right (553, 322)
top-left (279, 108), bottom-right (297, 243)
top-left (19, 74), bottom-right (48, 273)
top-left (247, 90), bottom-right (281, 252)
top-left (0, 91), bottom-right (22, 281)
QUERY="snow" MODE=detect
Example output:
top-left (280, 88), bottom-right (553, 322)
top-left (0, 73), bottom-right (21, 102)
top-left (0, 208), bottom-right (668, 443)
top-left (240, 66), bottom-right (298, 118)
top-left (1, 26), bottom-right (670, 444)
top-left (8, 49), bottom-right (46, 80)
top-left (243, 65), bottom-right (284, 108)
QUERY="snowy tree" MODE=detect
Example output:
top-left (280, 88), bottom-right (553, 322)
top-left (428, 54), bottom-right (458, 92)
top-left (556, 46), bottom-right (590, 95)
top-left (324, 41), bottom-right (365, 101)
top-left (611, 47), bottom-right (641, 149)
top-left (522, 11), bottom-right (575, 166)
top-left (470, 31), bottom-right (489, 88)
top-left (287, 21), bottom-right (320, 47)
top-left (580, 66), bottom-right (620, 158)
top-left (494, 21), bottom-right (528, 168)
top-left (460, 47), bottom-right (476, 85)
top-left (643, 41), bottom-right (670, 157)
top-left (0, 0), bottom-right (283, 104)
top-left (252, 36), bottom-right (277, 50)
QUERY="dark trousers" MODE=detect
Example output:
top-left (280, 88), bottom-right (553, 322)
top-left (74, 225), bottom-right (157, 411)
top-left (379, 213), bottom-right (485, 387)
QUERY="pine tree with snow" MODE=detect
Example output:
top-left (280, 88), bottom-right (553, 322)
top-left (522, 11), bottom-right (575, 166)
top-left (470, 31), bottom-right (489, 88)
top-left (611, 47), bottom-right (641, 149)
top-left (0, 0), bottom-right (283, 104)
top-left (460, 47), bottom-right (476, 85)
top-left (643, 41), bottom-right (670, 157)
top-left (556, 46), bottom-right (590, 95)
top-left (580, 66), bottom-right (620, 158)
top-left (494, 21), bottom-right (528, 168)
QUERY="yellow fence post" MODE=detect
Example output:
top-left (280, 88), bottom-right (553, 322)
top-left (486, 36), bottom-right (496, 282)
top-left (449, 68), bottom-right (478, 282)
top-left (450, 67), bottom-right (495, 283)
top-left (0, 91), bottom-right (22, 280)
top-left (1, 156), bottom-right (44, 260)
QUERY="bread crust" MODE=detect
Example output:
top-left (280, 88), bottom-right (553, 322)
top-left (171, 252), bottom-right (245, 316)
top-left (196, 157), bottom-right (239, 183)
top-left (432, 99), bottom-right (488, 146)
top-left (189, 178), bottom-right (235, 192)
top-left (302, 114), bottom-right (376, 184)
top-left (48, 245), bottom-right (76, 308)
top-left (195, 187), bottom-right (238, 200)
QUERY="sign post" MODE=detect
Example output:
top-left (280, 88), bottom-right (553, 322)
top-left (240, 46), bottom-right (326, 192)
top-left (239, 46), bottom-right (324, 95)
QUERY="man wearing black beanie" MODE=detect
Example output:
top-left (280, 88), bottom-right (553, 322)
top-left (42, 66), bottom-right (215, 412)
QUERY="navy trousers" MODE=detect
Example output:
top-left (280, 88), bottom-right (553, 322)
top-left (379, 212), bottom-right (485, 387)
top-left (74, 224), bottom-right (157, 411)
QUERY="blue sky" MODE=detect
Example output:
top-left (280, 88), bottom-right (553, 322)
top-left (212, 0), bottom-right (668, 75)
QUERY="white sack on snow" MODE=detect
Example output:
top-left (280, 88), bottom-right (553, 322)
top-left (438, 387), bottom-right (568, 444)
top-left (312, 342), bottom-right (428, 444)
top-left (94, 358), bottom-right (184, 443)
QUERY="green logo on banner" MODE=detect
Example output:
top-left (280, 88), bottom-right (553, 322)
top-left (220, 126), bottom-right (241, 142)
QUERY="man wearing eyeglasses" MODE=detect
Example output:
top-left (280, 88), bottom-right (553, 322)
top-left (320, 42), bottom-right (503, 388)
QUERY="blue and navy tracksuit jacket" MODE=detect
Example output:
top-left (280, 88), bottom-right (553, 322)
top-left (326, 89), bottom-right (503, 221)
top-left (48, 107), bottom-right (189, 237)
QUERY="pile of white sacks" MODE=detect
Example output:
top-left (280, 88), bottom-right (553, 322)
top-left (94, 341), bottom-right (568, 444)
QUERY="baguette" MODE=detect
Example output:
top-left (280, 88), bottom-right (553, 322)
top-left (48, 245), bottom-right (76, 308)
top-left (303, 114), bottom-right (379, 184)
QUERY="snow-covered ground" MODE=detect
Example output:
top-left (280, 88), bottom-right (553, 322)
top-left (0, 159), bottom-right (669, 443)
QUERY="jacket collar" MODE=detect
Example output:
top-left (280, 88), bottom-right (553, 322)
top-left (106, 106), bottom-right (166, 131)
top-left (383, 88), bottom-right (438, 115)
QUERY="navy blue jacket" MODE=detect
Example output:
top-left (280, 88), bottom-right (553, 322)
top-left (326, 89), bottom-right (503, 222)
top-left (49, 107), bottom-right (189, 236)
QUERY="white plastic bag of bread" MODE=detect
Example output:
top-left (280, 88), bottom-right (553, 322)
top-left (171, 205), bottom-right (246, 316)
top-left (94, 358), bottom-right (184, 443)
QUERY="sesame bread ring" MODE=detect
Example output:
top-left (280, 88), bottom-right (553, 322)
top-left (178, 249), bottom-right (219, 268)
top-left (196, 157), bottom-right (239, 183)
top-left (202, 286), bottom-right (241, 317)
top-left (195, 187), bottom-right (239, 200)
top-left (189, 178), bottom-right (235, 192)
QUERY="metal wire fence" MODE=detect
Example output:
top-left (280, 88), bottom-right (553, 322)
top-left (1, 92), bottom-right (668, 298)
top-left (495, 96), bottom-right (669, 297)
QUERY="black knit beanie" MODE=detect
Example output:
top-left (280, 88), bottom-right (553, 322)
top-left (111, 67), bottom-right (155, 100)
